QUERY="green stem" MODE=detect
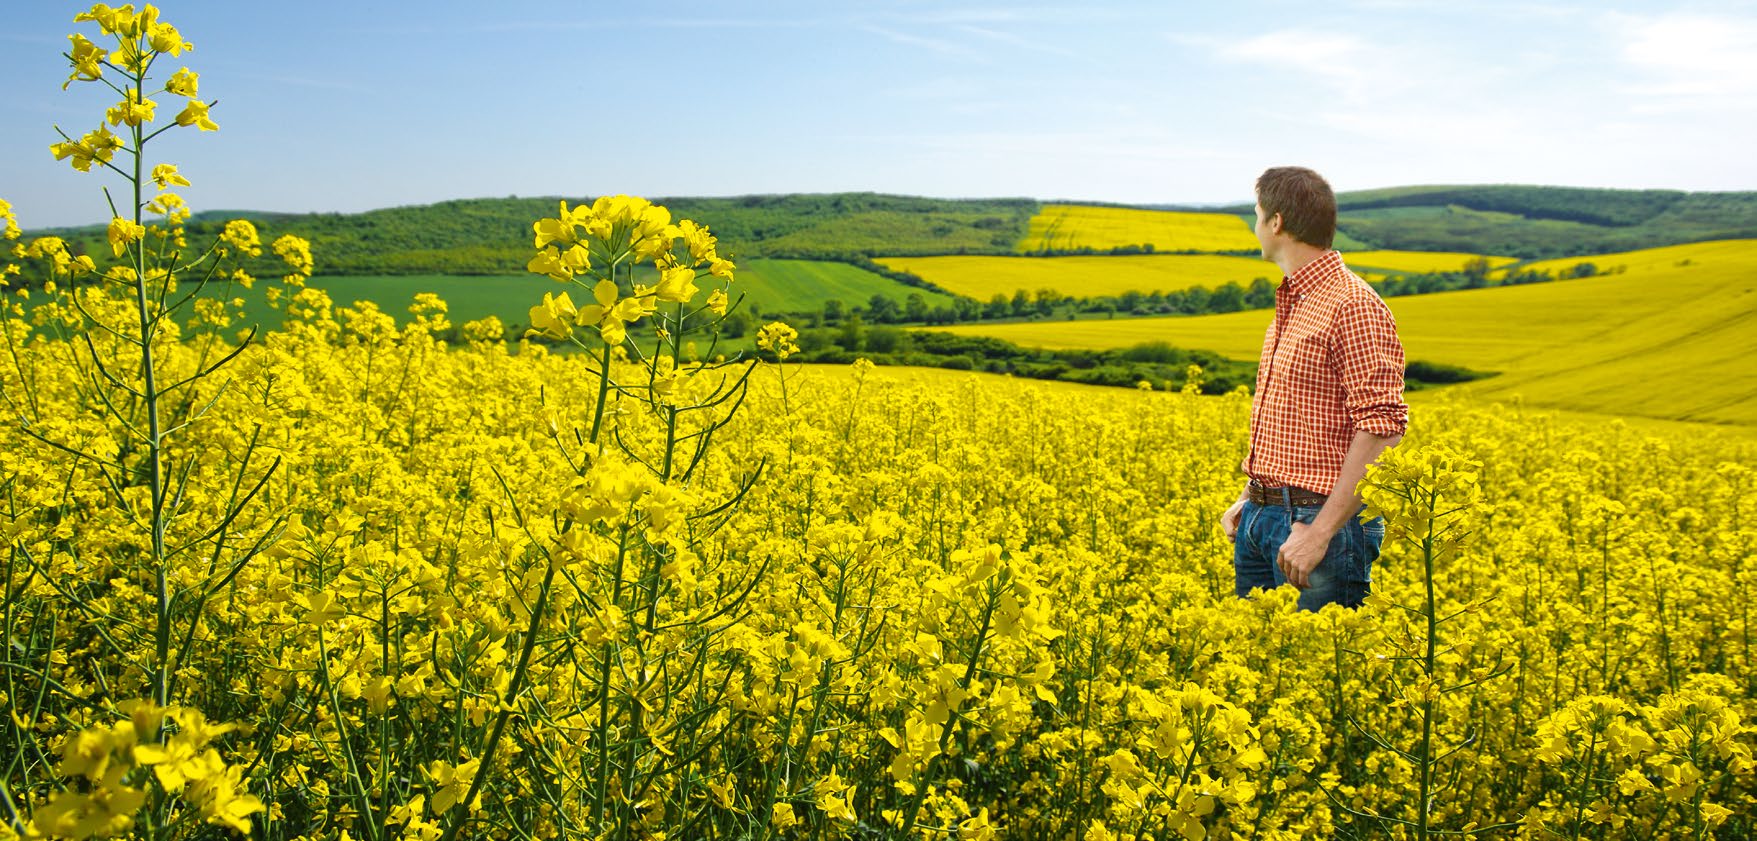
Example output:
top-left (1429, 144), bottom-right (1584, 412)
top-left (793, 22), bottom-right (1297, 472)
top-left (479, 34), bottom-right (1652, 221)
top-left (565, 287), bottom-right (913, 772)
top-left (317, 630), bottom-right (381, 841)
top-left (438, 559), bottom-right (558, 841)
top-left (900, 576), bottom-right (1001, 834)
top-left (121, 67), bottom-right (171, 712)
top-left (1418, 488), bottom-right (1438, 841)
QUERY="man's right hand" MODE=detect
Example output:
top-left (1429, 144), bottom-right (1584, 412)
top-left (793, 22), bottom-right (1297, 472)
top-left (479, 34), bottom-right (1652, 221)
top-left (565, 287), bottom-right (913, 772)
top-left (1222, 498), bottom-right (1246, 542)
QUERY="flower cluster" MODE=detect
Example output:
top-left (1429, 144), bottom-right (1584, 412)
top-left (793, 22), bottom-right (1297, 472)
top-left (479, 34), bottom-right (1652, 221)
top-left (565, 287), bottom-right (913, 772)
top-left (523, 196), bottom-right (736, 346)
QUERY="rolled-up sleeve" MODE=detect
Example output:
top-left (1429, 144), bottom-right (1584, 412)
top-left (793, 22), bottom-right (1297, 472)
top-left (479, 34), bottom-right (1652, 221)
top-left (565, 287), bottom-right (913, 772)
top-left (1332, 296), bottom-right (1409, 438)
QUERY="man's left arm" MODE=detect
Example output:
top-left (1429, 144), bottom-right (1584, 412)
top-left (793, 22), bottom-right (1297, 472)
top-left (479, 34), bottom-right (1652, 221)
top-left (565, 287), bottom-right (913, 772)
top-left (1280, 430), bottom-right (1401, 588)
top-left (1278, 296), bottom-right (1410, 589)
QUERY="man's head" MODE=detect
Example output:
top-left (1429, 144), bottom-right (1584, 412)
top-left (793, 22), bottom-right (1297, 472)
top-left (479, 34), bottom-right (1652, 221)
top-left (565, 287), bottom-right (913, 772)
top-left (1253, 167), bottom-right (1337, 261)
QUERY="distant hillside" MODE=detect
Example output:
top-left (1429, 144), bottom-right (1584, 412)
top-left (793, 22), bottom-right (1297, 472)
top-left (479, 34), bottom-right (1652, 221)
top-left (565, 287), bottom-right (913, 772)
top-left (929, 239), bottom-right (1757, 425)
top-left (36, 193), bottom-right (1037, 277)
top-left (26, 185), bottom-right (1757, 276)
top-left (1214, 185), bottom-right (1757, 258)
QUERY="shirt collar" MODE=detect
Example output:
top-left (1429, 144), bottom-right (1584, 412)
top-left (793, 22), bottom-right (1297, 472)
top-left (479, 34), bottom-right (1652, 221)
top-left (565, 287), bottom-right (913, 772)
top-left (1280, 250), bottom-right (1346, 298)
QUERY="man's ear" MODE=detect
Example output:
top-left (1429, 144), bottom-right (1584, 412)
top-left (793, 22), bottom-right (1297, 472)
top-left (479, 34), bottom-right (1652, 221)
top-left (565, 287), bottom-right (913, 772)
top-left (1267, 212), bottom-right (1283, 235)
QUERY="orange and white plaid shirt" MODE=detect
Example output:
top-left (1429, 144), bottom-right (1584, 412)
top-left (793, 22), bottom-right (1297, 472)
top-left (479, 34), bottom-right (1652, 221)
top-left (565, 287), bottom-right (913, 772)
top-left (1246, 250), bottom-right (1408, 496)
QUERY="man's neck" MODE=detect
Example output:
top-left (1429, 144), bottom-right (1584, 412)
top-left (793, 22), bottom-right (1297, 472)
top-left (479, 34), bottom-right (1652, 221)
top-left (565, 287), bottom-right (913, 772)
top-left (1276, 242), bottom-right (1330, 280)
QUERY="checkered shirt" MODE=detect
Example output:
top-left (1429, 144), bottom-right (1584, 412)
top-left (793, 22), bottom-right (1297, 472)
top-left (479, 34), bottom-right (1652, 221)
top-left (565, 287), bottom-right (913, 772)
top-left (1246, 250), bottom-right (1409, 496)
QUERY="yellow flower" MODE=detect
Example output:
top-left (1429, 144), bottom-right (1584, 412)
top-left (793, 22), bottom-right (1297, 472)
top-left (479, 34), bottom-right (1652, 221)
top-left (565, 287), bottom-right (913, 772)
top-left (387, 794), bottom-right (427, 826)
top-left (220, 219), bottom-right (261, 256)
top-left (187, 765), bottom-right (265, 833)
top-left (73, 4), bottom-right (126, 35)
top-left (107, 217), bottom-right (145, 256)
top-left (527, 291), bottom-right (577, 340)
top-left (105, 90), bottom-right (158, 127)
top-left (61, 728), bottom-right (121, 782)
top-left (655, 266), bottom-right (699, 304)
top-left (273, 234), bottom-right (314, 278)
top-left (30, 774), bottom-right (146, 841)
top-left (113, 3), bottom-right (156, 38)
top-left (148, 161), bottom-right (186, 187)
top-left (527, 246), bottom-right (569, 282)
top-left (756, 321), bottom-right (799, 359)
top-left (0, 199), bottom-right (18, 241)
top-left (958, 807), bottom-right (997, 840)
top-left (175, 99), bottom-right (218, 131)
top-left (816, 787), bottom-right (856, 823)
top-left (132, 741), bottom-right (223, 792)
top-left (298, 590), bottom-right (345, 625)
top-left (705, 779), bottom-right (738, 811)
top-left (674, 219), bottom-right (718, 261)
top-left (575, 278), bottom-right (646, 346)
top-left (560, 244), bottom-right (591, 274)
top-left (706, 287), bottom-right (729, 316)
top-left (533, 201), bottom-right (595, 249)
top-left (52, 127), bottom-right (123, 173)
top-left (109, 39), bottom-right (151, 74)
top-left (427, 758), bottom-right (481, 812)
top-left (164, 67), bottom-right (199, 97)
top-left (770, 802), bottom-right (799, 831)
top-left (65, 33), bottom-right (105, 87)
top-left (147, 21), bottom-right (191, 56)
top-left (145, 191), bottom-right (189, 222)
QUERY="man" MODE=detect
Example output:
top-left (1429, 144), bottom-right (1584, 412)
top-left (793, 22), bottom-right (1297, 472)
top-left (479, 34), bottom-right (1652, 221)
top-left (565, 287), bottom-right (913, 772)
top-left (1221, 167), bottom-right (1408, 611)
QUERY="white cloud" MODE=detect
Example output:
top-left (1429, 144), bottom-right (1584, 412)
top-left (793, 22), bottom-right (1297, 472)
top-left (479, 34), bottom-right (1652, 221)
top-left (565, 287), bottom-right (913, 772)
top-left (860, 24), bottom-right (987, 59)
top-left (1217, 31), bottom-right (1370, 69)
top-left (954, 24), bottom-right (1082, 59)
top-left (1609, 11), bottom-right (1757, 106)
top-left (1196, 29), bottom-right (1424, 105)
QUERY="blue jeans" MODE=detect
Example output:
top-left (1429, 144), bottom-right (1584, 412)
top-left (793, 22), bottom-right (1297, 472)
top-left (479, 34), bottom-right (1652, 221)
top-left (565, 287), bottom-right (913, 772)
top-left (1233, 499), bottom-right (1385, 611)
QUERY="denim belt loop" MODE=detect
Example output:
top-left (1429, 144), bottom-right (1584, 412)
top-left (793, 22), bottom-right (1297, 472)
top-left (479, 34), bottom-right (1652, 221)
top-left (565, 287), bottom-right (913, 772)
top-left (1280, 487), bottom-right (1294, 518)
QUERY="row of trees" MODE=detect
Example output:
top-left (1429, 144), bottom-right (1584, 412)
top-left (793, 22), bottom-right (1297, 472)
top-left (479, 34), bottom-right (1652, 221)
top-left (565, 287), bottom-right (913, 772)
top-left (23, 194), bottom-right (1040, 278)
top-left (751, 256), bottom-right (1615, 335)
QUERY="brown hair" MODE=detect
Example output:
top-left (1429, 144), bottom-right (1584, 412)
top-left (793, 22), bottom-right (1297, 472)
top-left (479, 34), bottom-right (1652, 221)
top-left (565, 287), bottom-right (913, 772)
top-left (1255, 167), bottom-right (1337, 249)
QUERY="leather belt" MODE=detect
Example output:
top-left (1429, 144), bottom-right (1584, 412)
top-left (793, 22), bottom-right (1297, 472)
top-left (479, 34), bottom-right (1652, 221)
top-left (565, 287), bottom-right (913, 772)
top-left (1248, 481), bottom-right (1327, 507)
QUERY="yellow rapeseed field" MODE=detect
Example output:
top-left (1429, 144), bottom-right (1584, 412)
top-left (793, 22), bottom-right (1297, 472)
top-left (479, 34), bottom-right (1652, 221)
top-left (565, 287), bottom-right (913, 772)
top-left (1019, 204), bottom-right (1260, 253)
top-left (5, 8), bottom-right (1755, 841)
top-left (5, 284), bottom-right (1756, 837)
top-left (931, 239), bottom-right (1757, 426)
top-left (1343, 250), bottom-right (1518, 274)
top-left (873, 254), bottom-right (1277, 300)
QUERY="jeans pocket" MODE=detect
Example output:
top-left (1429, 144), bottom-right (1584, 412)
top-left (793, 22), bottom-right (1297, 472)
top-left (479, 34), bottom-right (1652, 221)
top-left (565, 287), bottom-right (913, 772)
top-left (1358, 517), bottom-right (1385, 561)
top-left (1352, 516), bottom-right (1385, 583)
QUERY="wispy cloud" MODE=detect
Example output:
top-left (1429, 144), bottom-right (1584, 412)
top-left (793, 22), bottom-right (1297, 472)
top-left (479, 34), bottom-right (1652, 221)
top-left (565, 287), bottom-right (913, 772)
top-left (1608, 11), bottom-right (1757, 109)
top-left (472, 16), bottom-right (825, 34)
top-left (860, 24), bottom-right (987, 60)
top-left (867, 128), bottom-right (1237, 164)
top-left (228, 71), bottom-right (366, 93)
top-left (1194, 29), bottom-right (1409, 104)
top-left (954, 24), bottom-right (1081, 59)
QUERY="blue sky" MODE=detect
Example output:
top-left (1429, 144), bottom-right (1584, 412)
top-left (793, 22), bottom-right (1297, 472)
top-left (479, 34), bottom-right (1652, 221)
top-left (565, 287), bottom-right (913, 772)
top-left (5, 0), bottom-right (1756, 228)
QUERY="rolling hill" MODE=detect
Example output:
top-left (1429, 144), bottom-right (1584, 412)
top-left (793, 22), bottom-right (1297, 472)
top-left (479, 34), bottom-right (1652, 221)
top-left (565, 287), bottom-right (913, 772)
top-left (1200, 185), bottom-right (1757, 259)
top-left (24, 186), bottom-right (1757, 279)
top-left (925, 240), bottom-right (1757, 425)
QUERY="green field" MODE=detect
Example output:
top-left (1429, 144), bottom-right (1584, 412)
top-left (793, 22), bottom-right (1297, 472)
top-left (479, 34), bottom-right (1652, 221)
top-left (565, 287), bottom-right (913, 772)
top-left (925, 240), bottom-right (1757, 425)
top-left (167, 258), bottom-right (947, 329)
top-left (873, 254), bottom-right (1278, 299)
top-left (729, 258), bottom-right (959, 314)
